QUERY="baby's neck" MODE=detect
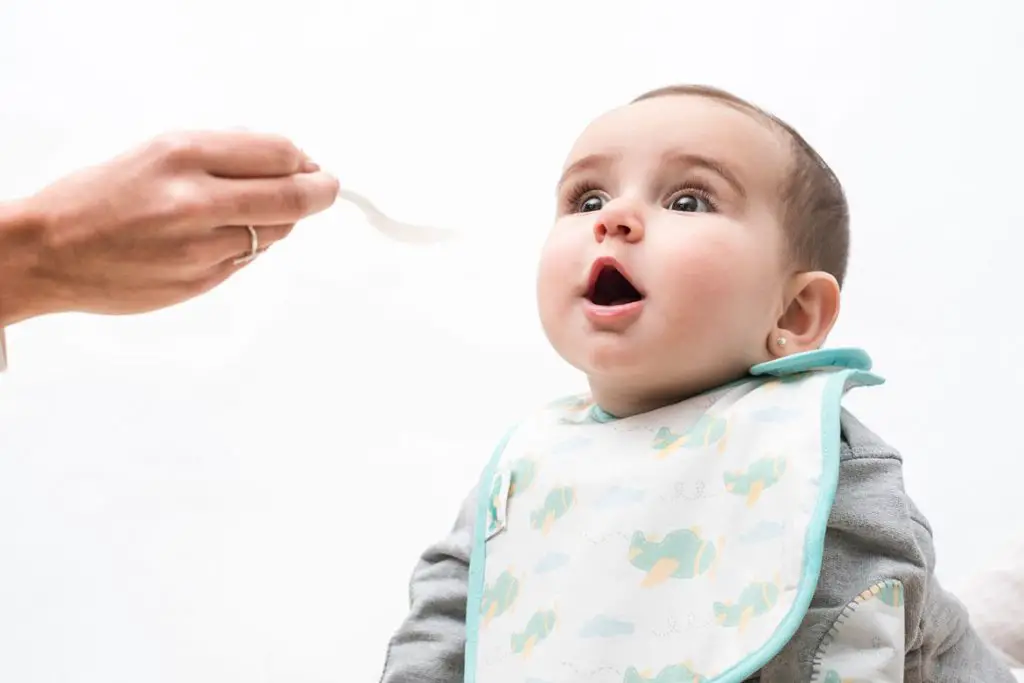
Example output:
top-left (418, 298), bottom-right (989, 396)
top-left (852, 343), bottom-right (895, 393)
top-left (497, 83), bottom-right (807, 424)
top-left (588, 370), bottom-right (746, 419)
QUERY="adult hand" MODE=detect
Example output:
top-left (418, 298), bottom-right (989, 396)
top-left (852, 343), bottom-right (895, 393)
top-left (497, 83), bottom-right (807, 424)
top-left (0, 130), bottom-right (340, 326)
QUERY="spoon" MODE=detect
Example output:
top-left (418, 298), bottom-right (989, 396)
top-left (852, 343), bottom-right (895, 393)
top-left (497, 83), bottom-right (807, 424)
top-left (336, 188), bottom-right (457, 244)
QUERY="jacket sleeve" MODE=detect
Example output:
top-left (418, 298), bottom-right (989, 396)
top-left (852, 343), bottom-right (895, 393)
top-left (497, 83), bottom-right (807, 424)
top-left (761, 410), bottom-right (1016, 683)
top-left (378, 487), bottom-right (475, 683)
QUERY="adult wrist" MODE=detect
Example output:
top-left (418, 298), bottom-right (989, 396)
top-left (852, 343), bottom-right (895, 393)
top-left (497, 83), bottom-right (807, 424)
top-left (0, 197), bottom-right (49, 328)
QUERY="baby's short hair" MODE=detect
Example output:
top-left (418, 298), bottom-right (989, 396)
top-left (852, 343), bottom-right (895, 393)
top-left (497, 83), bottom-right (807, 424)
top-left (631, 85), bottom-right (850, 287)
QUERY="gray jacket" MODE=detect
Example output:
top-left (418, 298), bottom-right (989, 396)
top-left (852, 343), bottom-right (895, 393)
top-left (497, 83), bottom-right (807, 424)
top-left (378, 410), bottom-right (1014, 682)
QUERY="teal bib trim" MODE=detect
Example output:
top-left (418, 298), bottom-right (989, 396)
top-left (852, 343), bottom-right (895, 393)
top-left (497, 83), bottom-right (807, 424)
top-left (749, 347), bottom-right (872, 376)
top-left (465, 426), bottom-right (517, 682)
top-left (589, 404), bottom-right (619, 423)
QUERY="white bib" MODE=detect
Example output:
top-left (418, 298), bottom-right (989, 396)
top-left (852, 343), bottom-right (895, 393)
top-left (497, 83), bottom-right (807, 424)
top-left (463, 349), bottom-right (883, 683)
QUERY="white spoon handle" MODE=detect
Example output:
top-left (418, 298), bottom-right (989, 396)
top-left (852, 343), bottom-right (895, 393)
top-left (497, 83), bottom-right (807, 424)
top-left (337, 188), bottom-right (457, 244)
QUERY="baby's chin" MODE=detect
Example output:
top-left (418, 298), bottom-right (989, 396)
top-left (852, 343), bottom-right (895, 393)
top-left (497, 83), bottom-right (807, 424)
top-left (572, 339), bottom-right (678, 397)
top-left (570, 334), bottom-right (653, 377)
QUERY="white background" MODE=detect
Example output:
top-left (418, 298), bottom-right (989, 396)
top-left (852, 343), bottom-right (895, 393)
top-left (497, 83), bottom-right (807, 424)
top-left (1, 2), bottom-right (1022, 681)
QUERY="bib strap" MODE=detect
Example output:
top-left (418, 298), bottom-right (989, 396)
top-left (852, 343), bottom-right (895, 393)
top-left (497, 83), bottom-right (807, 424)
top-left (749, 348), bottom-right (872, 377)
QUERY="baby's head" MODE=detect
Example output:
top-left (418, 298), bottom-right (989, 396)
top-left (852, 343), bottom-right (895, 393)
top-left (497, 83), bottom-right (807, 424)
top-left (537, 85), bottom-right (848, 417)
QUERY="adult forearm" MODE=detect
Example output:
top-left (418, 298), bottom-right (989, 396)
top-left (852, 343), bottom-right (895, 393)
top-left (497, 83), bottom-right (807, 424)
top-left (0, 198), bottom-right (49, 327)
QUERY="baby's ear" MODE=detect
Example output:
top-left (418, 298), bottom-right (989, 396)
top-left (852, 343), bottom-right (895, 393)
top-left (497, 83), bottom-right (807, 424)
top-left (768, 271), bottom-right (840, 357)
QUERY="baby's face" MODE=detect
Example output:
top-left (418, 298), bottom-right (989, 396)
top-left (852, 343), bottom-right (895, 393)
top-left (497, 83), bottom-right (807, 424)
top-left (537, 94), bottom-right (795, 416)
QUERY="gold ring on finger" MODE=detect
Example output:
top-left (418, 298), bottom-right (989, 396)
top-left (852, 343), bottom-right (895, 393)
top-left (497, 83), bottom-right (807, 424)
top-left (233, 225), bottom-right (260, 265)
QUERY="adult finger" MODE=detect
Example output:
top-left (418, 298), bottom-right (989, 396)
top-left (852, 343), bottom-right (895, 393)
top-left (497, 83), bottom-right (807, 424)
top-left (165, 243), bottom-right (269, 305)
top-left (210, 171), bottom-right (340, 226)
top-left (152, 130), bottom-right (318, 178)
top-left (212, 223), bottom-right (295, 264)
top-left (137, 224), bottom-right (294, 278)
top-left (175, 260), bottom-right (246, 304)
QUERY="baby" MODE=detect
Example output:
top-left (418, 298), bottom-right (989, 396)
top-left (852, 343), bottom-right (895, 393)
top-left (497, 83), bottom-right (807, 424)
top-left (377, 86), bottom-right (1012, 683)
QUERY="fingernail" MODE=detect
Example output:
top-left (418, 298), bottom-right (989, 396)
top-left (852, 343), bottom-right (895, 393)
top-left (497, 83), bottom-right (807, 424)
top-left (297, 148), bottom-right (320, 173)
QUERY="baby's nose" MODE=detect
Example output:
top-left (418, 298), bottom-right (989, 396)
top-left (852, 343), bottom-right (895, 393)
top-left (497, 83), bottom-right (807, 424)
top-left (593, 200), bottom-right (645, 242)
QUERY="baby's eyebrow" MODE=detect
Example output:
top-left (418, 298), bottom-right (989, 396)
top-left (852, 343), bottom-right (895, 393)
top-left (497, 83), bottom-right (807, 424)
top-left (660, 151), bottom-right (747, 200)
top-left (556, 152), bottom-right (621, 193)
top-left (556, 150), bottom-right (748, 200)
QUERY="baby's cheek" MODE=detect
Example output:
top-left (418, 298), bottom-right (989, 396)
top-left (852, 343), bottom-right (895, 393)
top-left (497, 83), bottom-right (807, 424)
top-left (666, 245), bottom-right (742, 299)
top-left (537, 230), bottom-right (581, 290)
top-left (535, 234), bottom-right (584, 363)
top-left (536, 239), bottom-right (575, 319)
top-left (658, 240), bottom-right (768, 329)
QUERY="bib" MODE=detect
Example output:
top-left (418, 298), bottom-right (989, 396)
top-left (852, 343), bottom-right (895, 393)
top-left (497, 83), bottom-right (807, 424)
top-left (464, 349), bottom-right (883, 683)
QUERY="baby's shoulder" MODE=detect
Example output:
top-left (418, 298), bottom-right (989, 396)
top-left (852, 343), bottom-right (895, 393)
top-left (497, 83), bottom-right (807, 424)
top-left (838, 408), bottom-right (903, 464)
top-left (834, 408), bottom-right (932, 534)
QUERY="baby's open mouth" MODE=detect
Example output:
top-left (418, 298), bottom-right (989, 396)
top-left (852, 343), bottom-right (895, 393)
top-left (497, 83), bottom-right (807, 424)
top-left (586, 264), bottom-right (644, 307)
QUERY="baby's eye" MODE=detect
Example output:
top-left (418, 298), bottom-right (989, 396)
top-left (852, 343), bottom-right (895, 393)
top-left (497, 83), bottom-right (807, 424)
top-left (578, 194), bottom-right (606, 213)
top-left (669, 193), bottom-right (712, 213)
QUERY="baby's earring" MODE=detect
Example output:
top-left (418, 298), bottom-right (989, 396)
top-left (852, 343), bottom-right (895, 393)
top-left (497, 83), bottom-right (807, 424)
top-left (775, 336), bottom-right (787, 348)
